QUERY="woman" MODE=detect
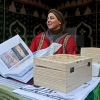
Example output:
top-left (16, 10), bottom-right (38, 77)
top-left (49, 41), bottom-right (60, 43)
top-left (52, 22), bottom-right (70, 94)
top-left (30, 9), bottom-right (77, 54)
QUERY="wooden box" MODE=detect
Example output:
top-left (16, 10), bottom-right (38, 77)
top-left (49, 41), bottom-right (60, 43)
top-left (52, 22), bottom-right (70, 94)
top-left (34, 54), bottom-right (92, 93)
top-left (81, 47), bottom-right (100, 62)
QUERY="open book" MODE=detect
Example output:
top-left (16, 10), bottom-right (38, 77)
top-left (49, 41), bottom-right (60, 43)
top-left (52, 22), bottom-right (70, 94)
top-left (0, 34), bottom-right (62, 83)
top-left (0, 35), bottom-right (34, 83)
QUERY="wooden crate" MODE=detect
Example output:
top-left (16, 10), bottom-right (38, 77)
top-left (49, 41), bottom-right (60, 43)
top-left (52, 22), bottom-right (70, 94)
top-left (34, 54), bottom-right (92, 93)
top-left (81, 47), bottom-right (100, 62)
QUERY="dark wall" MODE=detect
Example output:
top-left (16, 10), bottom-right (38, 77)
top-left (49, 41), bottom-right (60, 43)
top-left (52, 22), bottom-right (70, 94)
top-left (61, 2), bottom-right (100, 47)
top-left (0, 0), bottom-right (100, 48)
top-left (0, 0), bottom-right (47, 46)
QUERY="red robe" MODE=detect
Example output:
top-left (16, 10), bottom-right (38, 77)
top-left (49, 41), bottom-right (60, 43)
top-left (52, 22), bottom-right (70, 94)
top-left (30, 32), bottom-right (77, 54)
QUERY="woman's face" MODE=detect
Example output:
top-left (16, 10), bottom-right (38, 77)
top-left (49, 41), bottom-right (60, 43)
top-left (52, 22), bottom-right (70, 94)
top-left (46, 13), bottom-right (61, 30)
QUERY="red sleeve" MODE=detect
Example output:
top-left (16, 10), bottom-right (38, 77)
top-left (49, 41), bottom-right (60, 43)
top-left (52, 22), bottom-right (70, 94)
top-left (66, 35), bottom-right (77, 54)
top-left (29, 32), bottom-right (43, 52)
top-left (29, 37), bottom-right (37, 52)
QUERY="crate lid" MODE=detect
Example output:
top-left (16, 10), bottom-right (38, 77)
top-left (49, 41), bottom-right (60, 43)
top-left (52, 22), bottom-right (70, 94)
top-left (34, 54), bottom-right (92, 71)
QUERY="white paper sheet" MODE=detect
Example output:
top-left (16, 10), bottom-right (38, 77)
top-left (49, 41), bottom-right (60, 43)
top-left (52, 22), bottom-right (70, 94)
top-left (13, 77), bottom-right (100, 100)
top-left (92, 62), bottom-right (100, 77)
top-left (33, 43), bottom-right (62, 58)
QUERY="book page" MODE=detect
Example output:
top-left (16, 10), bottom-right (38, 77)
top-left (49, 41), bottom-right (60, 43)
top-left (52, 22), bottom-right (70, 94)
top-left (0, 49), bottom-right (19, 69)
top-left (0, 43), bottom-right (29, 69)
